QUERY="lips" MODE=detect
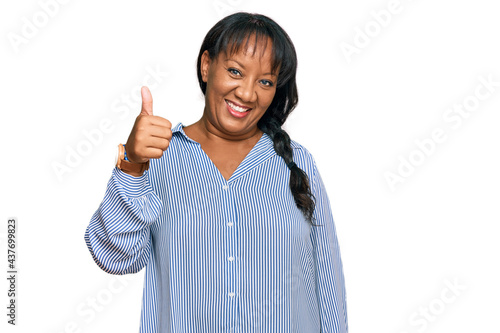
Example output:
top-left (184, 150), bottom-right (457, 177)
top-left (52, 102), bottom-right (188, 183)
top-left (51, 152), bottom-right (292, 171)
top-left (225, 99), bottom-right (252, 118)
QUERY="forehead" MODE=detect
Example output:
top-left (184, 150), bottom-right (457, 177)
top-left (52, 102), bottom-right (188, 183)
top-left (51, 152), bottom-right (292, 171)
top-left (227, 34), bottom-right (271, 58)
top-left (219, 35), bottom-right (277, 72)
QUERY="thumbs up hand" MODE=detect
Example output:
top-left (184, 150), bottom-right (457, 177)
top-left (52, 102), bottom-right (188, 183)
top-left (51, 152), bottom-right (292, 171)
top-left (125, 86), bottom-right (172, 164)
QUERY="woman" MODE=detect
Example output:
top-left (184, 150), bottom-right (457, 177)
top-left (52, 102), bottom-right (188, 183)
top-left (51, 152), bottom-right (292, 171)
top-left (85, 12), bottom-right (348, 333)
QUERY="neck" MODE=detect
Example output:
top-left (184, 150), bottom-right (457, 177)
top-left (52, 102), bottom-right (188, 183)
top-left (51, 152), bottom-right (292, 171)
top-left (194, 116), bottom-right (263, 144)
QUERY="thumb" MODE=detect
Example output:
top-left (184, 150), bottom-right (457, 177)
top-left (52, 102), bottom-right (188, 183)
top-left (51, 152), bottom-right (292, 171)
top-left (140, 86), bottom-right (153, 115)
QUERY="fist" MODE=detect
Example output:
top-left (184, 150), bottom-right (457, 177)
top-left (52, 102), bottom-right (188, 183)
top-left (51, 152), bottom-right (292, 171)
top-left (125, 86), bottom-right (172, 164)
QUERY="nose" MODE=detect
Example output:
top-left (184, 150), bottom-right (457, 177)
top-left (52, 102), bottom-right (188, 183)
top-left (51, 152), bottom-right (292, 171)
top-left (235, 78), bottom-right (257, 103)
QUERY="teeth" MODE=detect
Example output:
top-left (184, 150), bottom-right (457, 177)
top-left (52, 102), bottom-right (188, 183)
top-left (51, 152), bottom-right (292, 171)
top-left (227, 100), bottom-right (249, 113)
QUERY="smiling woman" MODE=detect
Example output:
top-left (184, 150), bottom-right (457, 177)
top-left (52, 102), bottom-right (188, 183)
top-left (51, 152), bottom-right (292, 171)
top-left (198, 36), bottom-right (277, 133)
top-left (85, 12), bottom-right (348, 333)
top-left (183, 34), bottom-right (278, 180)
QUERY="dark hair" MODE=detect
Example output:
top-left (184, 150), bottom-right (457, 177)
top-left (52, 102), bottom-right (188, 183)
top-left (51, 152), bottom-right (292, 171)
top-left (196, 12), bottom-right (320, 226)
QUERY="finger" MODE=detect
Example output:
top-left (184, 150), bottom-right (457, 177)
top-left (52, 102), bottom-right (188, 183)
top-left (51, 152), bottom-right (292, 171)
top-left (147, 126), bottom-right (172, 140)
top-left (144, 147), bottom-right (168, 160)
top-left (145, 136), bottom-right (171, 151)
top-left (140, 86), bottom-right (153, 115)
top-left (148, 115), bottom-right (172, 128)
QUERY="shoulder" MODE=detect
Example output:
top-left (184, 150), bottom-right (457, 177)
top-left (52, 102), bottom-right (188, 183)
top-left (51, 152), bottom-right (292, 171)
top-left (289, 139), bottom-right (330, 200)
top-left (289, 139), bottom-right (319, 180)
top-left (290, 139), bottom-right (315, 163)
top-left (166, 122), bottom-right (201, 149)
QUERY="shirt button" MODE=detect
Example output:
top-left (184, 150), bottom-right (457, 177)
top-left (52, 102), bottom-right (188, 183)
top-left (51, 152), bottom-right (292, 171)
top-left (227, 222), bottom-right (233, 227)
top-left (229, 292), bottom-right (235, 297)
top-left (222, 185), bottom-right (229, 190)
top-left (228, 256), bottom-right (234, 261)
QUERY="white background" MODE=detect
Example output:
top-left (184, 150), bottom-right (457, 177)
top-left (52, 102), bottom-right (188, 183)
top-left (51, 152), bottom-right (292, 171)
top-left (1, 0), bottom-right (499, 332)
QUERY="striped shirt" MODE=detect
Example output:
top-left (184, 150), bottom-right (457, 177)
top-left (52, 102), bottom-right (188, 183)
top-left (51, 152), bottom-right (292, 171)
top-left (85, 122), bottom-right (348, 333)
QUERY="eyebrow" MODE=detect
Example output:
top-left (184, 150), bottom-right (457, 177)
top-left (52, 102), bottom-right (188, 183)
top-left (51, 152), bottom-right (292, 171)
top-left (224, 59), bottom-right (277, 77)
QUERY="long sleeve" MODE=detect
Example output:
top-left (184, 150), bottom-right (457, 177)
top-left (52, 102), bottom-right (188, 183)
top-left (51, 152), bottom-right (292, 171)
top-left (310, 161), bottom-right (348, 333)
top-left (84, 167), bottom-right (163, 275)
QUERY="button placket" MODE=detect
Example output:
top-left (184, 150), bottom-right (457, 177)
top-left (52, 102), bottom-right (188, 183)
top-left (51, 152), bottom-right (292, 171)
top-left (224, 182), bottom-right (239, 308)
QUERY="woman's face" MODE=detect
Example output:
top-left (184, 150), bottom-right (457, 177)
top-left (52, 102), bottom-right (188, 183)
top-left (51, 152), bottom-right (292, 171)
top-left (200, 36), bottom-right (278, 139)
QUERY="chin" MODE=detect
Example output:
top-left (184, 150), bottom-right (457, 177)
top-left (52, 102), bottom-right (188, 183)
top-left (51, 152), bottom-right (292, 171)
top-left (219, 120), bottom-right (251, 134)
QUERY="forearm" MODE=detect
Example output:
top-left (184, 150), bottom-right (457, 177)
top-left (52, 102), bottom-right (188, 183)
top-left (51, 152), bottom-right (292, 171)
top-left (85, 167), bottom-right (163, 274)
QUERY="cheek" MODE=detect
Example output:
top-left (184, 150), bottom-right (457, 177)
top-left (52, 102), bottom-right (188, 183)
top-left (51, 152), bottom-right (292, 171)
top-left (209, 74), bottom-right (236, 101)
top-left (260, 91), bottom-right (276, 110)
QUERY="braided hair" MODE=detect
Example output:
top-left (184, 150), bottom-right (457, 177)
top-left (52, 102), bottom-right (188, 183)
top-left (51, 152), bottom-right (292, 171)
top-left (196, 12), bottom-right (320, 226)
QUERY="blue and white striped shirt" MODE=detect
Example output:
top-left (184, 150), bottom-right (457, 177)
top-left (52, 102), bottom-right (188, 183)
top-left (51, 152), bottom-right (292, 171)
top-left (85, 122), bottom-right (348, 333)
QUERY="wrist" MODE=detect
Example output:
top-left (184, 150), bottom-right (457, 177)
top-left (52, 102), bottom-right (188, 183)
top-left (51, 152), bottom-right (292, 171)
top-left (119, 168), bottom-right (145, 177)
top-left (116, 144), bottom-right (149, 175)
top-left (124, 144), bottom-right (146, 164)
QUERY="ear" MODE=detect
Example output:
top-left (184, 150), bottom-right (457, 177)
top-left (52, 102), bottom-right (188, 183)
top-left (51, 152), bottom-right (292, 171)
top-left (200, 50), bottom-right (211, 83)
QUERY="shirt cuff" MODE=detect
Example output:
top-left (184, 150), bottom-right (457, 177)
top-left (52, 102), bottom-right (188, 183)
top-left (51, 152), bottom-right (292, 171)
top-left (112, 166), bottom-right (152, 198)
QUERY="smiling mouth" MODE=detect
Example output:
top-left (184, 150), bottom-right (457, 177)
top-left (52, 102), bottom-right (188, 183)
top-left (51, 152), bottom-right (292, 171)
top-left (225, 99), bottom-right (252, 113)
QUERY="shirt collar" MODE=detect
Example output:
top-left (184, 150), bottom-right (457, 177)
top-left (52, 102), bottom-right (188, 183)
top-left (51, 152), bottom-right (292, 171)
top-left (172, 122), bottom-right (200, 145)
top-left (171, 122), bottom-right (276, 181)
top-left (172, 122), bottom-right (273, 148)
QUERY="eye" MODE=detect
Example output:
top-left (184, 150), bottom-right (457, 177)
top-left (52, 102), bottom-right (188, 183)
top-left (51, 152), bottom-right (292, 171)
top-left (260, 79), bottom-right (274, 87)
top-left (228, 68), bottom-right (241, 76)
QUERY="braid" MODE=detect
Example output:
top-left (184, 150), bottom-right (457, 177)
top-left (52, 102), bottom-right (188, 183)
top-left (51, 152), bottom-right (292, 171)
top-left (259, 116), bottom-right (321, 226)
